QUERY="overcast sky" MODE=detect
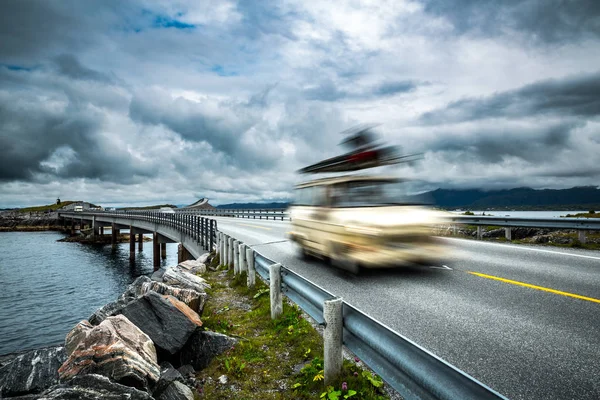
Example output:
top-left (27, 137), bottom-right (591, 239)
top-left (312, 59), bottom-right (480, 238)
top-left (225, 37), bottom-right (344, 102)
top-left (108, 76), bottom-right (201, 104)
top-left (1, 0), bottom-right (599, 208)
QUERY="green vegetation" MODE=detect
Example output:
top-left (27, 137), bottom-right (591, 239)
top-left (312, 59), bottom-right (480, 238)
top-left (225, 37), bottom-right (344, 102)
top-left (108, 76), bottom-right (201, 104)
top-left (17, 201), bottom-right (77, 213)
top-left (196, 254), bottom-right (390, 399)
top-left (462, 211), bottom-right (474, 215)
top-left (562, 211), bottom-right (600, 218)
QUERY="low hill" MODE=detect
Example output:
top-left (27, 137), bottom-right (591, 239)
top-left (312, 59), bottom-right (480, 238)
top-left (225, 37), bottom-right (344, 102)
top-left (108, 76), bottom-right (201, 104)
top-left (429, 186), bottom-right (600, 210)
top-left (18, 201), bottom-right (78, 213)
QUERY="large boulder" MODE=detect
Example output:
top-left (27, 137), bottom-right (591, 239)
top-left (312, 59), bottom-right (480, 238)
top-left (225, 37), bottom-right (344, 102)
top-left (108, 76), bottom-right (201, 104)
top-left (178, 330), bottom-right (237, 371)
top-left (0, 346), bottom-right (66, 397)
top-left (197, 253), bottom-right (210, 265)
top-left (120, 291), bottom-right (202, 356)
top-left (152, 362), bottom-right (185, 398)
top-left (157, 381), bottom-right (194, 400)
top-left (89, 276), bottom-right (151, 325)
top-left (141, 280), bottom-right (207, 315)
top-left (151, 268), bottom-right (168, 282)
top-left (40, 374), bottom-right (153, 399)
top-left (64, 320), bottom-right (93, 356)
top-left (162, 267), bottom-right (211, 293)
top-left (58, 315), bottom-right (159, 391)
top-left (177, 259), bottom-right (206, 274)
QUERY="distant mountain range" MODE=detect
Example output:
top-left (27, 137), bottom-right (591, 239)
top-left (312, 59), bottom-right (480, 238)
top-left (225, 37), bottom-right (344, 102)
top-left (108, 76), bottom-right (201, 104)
top-left (214, 186), bottom-right (600, 211)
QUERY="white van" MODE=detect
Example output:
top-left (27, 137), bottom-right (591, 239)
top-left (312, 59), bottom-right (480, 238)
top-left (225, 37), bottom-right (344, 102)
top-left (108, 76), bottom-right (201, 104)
top-left (74, 206), bottom-right (83, 212)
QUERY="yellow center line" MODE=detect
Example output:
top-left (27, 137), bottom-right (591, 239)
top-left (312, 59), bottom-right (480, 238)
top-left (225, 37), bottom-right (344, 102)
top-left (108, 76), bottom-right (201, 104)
top-left (467, 271), bottom-right (600, 304)
top-left (236, 223), bottom-right (272, 231)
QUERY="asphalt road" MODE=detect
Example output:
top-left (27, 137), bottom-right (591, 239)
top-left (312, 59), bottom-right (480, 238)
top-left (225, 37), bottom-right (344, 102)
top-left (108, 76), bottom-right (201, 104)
top-left (213, 216), bottom-right (600, 400)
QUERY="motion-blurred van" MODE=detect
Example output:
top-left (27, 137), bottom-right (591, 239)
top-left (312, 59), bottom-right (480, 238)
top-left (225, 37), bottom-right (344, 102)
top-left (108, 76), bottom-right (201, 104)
top-left (288, 175), bottom-right (446, 272)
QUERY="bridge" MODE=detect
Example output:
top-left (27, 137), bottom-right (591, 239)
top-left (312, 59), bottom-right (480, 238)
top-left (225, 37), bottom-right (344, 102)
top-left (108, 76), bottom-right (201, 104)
top-left (58, 210), bottom-right (217, 268)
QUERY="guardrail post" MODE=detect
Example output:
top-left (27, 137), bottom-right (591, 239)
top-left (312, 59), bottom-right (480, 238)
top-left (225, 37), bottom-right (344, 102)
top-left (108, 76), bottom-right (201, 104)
top-left (233, 240), bottom-right (240, 274)
top-left (210, 220), bottom-right (216, 251)
top-left (578, 230), bottom-right (587, 244)
top-left (223, 235), bottom-right (229, 265)
top-left (505, 227), bottom-right (512, 241)
top-left (246, 247), bottom-right (255, 288)
top-left (324, 297), bottom-right (343, 384)
top-left (239, 243), bottom-right (247, 273)
top-left (269, 263), bottom-right (282, 319)
top-left (477, 226), bottom-right (483, 240)
top-left (228, 237), bottom-right (234, 267)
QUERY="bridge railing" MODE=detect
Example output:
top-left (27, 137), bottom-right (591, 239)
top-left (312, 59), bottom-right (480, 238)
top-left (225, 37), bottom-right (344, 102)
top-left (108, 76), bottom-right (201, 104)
top-left (58, 210), bottom-right (219, 252)
top-left (176, 208), bottom-right (290, 220)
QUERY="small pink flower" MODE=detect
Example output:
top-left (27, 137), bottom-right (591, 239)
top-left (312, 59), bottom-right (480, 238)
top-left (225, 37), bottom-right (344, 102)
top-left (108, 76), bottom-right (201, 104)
top-left (353, 372), bottom-right (358, 377)
top-left (354, 357), bottom-right (360, 363)
top-left (342, 382), bottom-right (348, 391)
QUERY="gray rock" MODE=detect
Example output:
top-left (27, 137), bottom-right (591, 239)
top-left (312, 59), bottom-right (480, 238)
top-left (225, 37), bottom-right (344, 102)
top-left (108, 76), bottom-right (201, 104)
top-left (58, 315), bottom-right (159, 391)
top-left (177, 259), bottom-right (206, 274)
top-left (121, 291), bottom-right (202, 355)
top-left (39, 374), bottom-right (153, 399)
top-left (197, 253), bottom-right (210, 264)
top-left (141, 280), bottom-right (207, 315)
top-left (482, 228), bottom-right (504, 238)
top-left (177, 364), bottom-right (195, 378)
top-left (162, 267), bottom-right (211, 293)
top-left (0, 346), bottom-right (66, 397)
top-left (64, 320), bottom-right (93, 356)
top-left (88, 276), bottom-right (151, 325)
top-left (157, 381), bottom-right (194, 400)
top-left (151, 267), bottom-right (168, 282)
top-left (152, 362), bottom-right (184, 398)
top-left (178, 330), bottom-right (237, 371)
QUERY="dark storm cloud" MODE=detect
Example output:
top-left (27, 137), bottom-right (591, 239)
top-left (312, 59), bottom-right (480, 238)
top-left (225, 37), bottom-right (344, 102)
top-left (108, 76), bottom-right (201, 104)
top-left (0, 66), bottom-right (156, 183)
top-left (420, 71), bottom-right (600, 124)
top-left (424, 121), bottom-right (579, 163)
top-left (304, 79), bottom-right (421, 102)
top-left (421, 0), bottom-right (600, 43)
top-left (54, 54), bottom-right (114, 83)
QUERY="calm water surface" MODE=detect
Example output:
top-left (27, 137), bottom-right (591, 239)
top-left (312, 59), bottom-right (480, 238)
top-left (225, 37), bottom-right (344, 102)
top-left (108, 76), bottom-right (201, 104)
top-left (0, 231), bottom-right (179, 355)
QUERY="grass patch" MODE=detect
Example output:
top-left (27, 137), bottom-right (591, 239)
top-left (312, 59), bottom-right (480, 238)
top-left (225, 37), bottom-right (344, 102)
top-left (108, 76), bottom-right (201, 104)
top-left (18, 201), bottom-right (77, 213)
top-left (195, 262), bottom-right (391, 399)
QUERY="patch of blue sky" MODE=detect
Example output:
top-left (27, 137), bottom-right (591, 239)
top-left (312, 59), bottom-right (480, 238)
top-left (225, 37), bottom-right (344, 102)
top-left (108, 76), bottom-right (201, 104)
top-left (211, 65), bottom-right (239, 77)
top-left (1, 64), bottom-right (33, 72)
top-left (153, 15), bottom-right (196, 30)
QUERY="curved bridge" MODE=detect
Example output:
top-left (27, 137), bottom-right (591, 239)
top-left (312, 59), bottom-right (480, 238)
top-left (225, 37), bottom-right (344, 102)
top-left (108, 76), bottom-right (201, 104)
top-left (58, 211), bottom-right (217, 268)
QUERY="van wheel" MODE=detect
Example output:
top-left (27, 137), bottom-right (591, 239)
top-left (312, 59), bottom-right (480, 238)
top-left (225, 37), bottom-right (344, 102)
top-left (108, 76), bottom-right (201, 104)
top-left (330, 244), bottom-right (360, 275)
top-left (293, 241), bottom-right (309, 260)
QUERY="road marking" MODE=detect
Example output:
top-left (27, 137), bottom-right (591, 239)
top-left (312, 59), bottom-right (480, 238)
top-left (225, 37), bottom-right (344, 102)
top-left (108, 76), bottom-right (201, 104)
top-left (467, 271), bottom-right (600, 304)
top-left (236, 223), bottom-right (272, 230)
top-left (430, 265), bottom-right (452, 270)
top-left (444, 237), bottom-right (600, 261)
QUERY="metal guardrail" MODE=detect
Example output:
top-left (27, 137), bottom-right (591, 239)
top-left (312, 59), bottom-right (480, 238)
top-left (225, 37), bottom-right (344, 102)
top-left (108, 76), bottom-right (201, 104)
top-left (448, 215), bottom-right (600, 230)
top-left (242, 245), bottom-right (507, 400)
top-left (177, 208), bottom-right (290, 220)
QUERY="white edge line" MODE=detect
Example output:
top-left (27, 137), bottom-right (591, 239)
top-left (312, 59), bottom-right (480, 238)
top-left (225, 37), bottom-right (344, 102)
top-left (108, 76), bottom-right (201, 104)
top-left (443, 237), bottom-right (600, 261)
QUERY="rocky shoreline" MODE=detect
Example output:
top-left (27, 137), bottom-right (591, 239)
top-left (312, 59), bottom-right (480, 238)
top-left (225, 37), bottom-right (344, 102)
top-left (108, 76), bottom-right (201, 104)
top-left (0, 253), bottom-right (237, 399)
top-left (0, 211), bottom-right (64, 232)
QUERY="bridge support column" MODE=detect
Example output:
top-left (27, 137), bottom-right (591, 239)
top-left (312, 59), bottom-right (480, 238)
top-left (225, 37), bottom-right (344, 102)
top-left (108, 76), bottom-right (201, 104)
top-left (92, 217), bottom-right (99, 238)
top-left (111, 223), bottom-right (119, 248)
top-left (161, 243), bottom-right (167, 259)
top-left (477, 226), bottom-right (483, 240)
top-left (100, 226), bottom-right (104, 235)
top-left (70, 221), bottom-right (75, 235)
top-left (129, 226), bottom-right (135, 262)
top-left (505, 227), bottom-right (512, 241)
top-left (138, 233), bottom-right (143, 251)
top-left (153, 232), bottom-right (160, 271)
top-left (177, 244), bottom-right (193, 263)
top-left (578, 230), bottom-right (587, 244)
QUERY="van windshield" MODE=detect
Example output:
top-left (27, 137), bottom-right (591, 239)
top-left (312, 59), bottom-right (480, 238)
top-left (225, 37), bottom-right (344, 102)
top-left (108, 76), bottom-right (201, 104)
top-left (330, 180), bottom-right (427, 207)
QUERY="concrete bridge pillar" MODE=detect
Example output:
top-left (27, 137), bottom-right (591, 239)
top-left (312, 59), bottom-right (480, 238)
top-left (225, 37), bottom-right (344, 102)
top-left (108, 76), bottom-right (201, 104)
top-left (153, 232), bottom-right (160, 271)
top-left (138, 233), bottom-right (143, 251)
top-left (92, 217), bottom-right (99, 238)
top-left (177, 244), bottom-right (193, 263)
top-left (161, 243), bottom-right (167, 259)
top-left (505, 227), bottom-right (512, 241)
top-left (100, 226), bottom-right (104, 236)
top-left (129, 226), bottom-right (135, 262)
top-left (111, 223), bottom-right (119, 248)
